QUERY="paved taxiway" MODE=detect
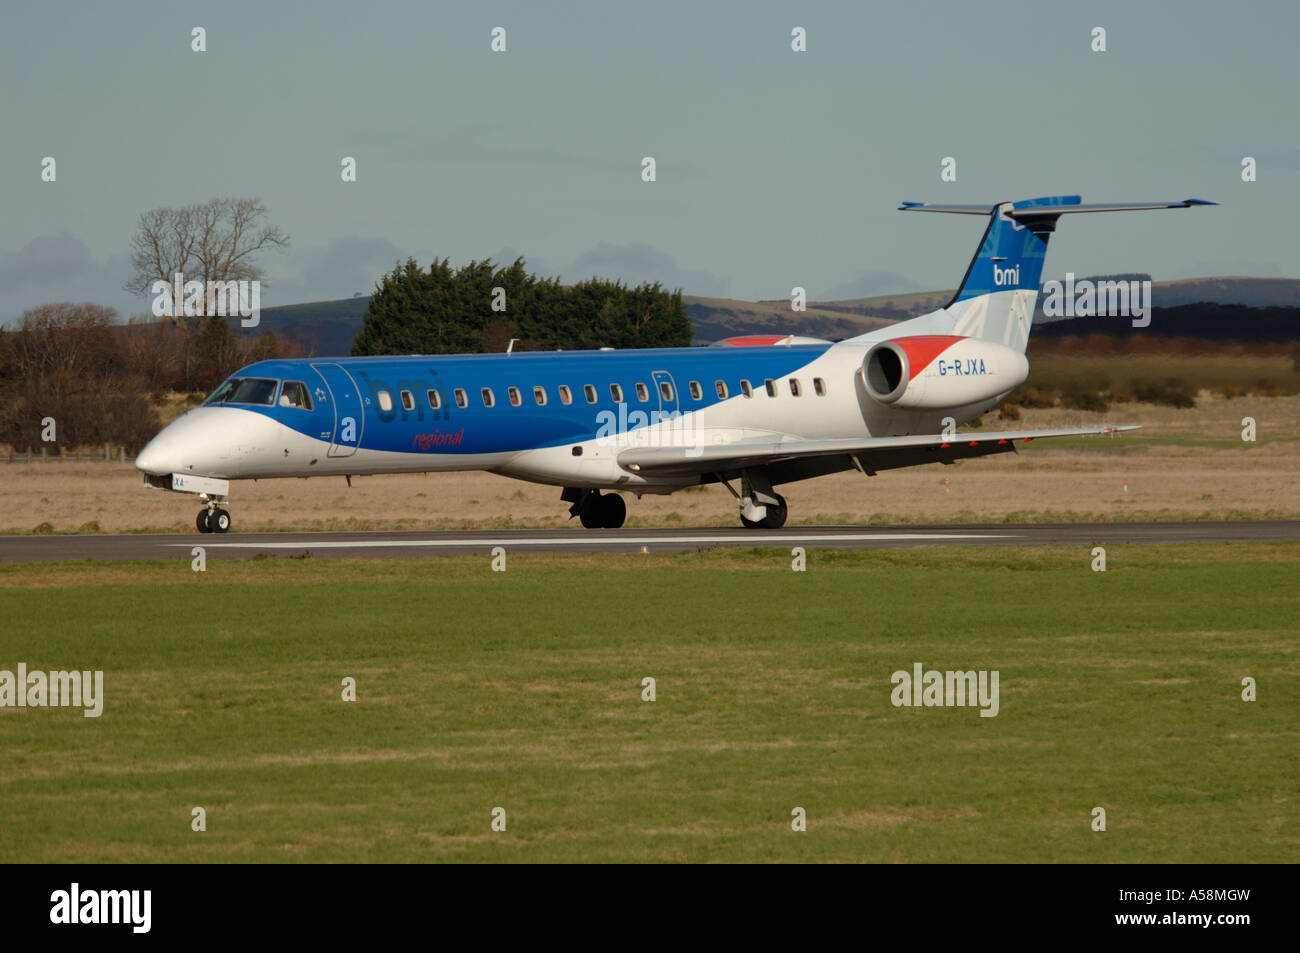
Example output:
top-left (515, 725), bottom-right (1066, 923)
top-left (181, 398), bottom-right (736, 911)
top-left (1, 521), bottom-right (1297, 562)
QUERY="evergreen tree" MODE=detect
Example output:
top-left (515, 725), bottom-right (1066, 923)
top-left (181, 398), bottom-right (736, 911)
top-left (351, 257), bottom-right (692, 355)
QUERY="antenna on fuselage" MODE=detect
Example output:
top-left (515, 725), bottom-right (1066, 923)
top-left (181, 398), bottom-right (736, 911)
top-left (506, 338), bottom-right (518, 354)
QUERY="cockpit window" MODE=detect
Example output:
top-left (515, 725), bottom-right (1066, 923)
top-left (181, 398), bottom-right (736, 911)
top-left (205, 377), bottom-right (279, 406)
top-left (203, 379), bottom-right (239, 405)
top-left (230, 378), bottom-right (279, 405)
top-left (279, 381), bottom-right (313, 410)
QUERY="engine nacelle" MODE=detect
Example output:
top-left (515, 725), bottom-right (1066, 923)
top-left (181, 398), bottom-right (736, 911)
top-left (862, 335), bottom-right (1029, 410)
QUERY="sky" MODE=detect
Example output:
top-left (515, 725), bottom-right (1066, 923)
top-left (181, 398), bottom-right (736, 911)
top-left (2, 0), bottom-right (1297, 325)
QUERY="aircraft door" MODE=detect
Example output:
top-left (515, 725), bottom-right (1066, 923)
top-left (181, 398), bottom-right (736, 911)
top-left (651, 370), bottom-right (679, 419)
top-left (311, 363), bottom-right (364, 457)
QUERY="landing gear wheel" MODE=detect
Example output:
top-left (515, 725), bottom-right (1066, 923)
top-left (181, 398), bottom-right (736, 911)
top-left (579, 492), bottom-right (603, 529)
top-left (197, 510), bottom-right (213, 533)
top-left (599, 493), bottom-right (626, 529)
top-left (762, 493), bottom-right (788, 529)
top-left (740, 493), bottom-right (787, 530)
top-left (211, 508), bottom-right (232, 533)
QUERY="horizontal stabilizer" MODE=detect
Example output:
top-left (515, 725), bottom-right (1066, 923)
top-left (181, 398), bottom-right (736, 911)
top-left (899, 198), bottom-right (1217, 217)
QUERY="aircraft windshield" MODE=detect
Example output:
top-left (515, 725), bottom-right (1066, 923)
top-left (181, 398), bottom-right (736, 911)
top-left (204, 377), bottom-right (279, 406)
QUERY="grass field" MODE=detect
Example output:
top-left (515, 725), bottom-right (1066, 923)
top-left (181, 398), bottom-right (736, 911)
top-left (1, 544), bottom-right (1296, 863)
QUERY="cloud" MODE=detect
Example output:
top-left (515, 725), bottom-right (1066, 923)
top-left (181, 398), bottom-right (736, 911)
top-left (261, 237), bottom-right (407, 307)
top-left (818, 269), bottom-right (922, 301)
top-left (1182, 259), bottom-right (1284, 278)
top-left (564, 241), bottom-right (729, 296)
top-left (488, 246), bottom-right (552, 278)
top-left (0, 234), bottom-right (137, 326)
top-left (0, 233), bottom-right (413, 324)
top-left (0, 232), bottom-right (735, 324)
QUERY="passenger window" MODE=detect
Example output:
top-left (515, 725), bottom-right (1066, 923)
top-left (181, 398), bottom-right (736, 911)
top-left (659, 381), bottom-right (674, 401)
top-left (400, 389), bottom-right (415, 411)
top-left (740, 380), bottom-right (752, 398)
top-left (689, 381), bottom-right (702, 400)
top-left (534, 385), bottom-right (547, 406)
top-left (481, 387), bottom-right (495, 408)
top-left (764, 378), bottom-right (776, 397)
top-left (454, 388), bottom-right (468, 409)
top-left (584, 384), bottom-right (597, 404)
top-left (635, 382), bottom-right (649, 402)
top-left (813, 377), bottom-right (827, 396)
top-left (610, 383), bottom-right (623, 402)
top-left (558, 385), bottom-right (573, 405)
top-left (789, 378), bottom-right (802, 397)
top-left (279, 381), bottom-right (312, 409)
top-left (377, 389), bottom-right (394, 412)
top-left (427, 389), bottom-right (442, 410)
top-left (715, 380), bottom-right (728, 399)
top-left (508, 386), bottom-right (521, 406)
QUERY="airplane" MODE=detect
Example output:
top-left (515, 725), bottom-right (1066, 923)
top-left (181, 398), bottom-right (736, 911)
top-left (134, 195), bottom-right (1215, 533)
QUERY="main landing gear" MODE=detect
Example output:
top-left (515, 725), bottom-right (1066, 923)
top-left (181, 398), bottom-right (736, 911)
top-left (562, 488), bottom-right (627, 529)
top-left (722, 469), bottom-right (788, 529)
top-left (739, 491), bottom-right (787, 529)
top-left (196, 499), bottom-right (232, 534)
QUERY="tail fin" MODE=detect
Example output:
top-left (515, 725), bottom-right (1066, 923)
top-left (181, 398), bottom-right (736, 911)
top-left (895, 196), bottom-right (1215, 352)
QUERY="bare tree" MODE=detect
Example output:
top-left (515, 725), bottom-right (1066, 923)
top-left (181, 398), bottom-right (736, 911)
top-left (126, 196), bottom-right (289, 307)
top-left (126, 196), bottom-right (288, 385)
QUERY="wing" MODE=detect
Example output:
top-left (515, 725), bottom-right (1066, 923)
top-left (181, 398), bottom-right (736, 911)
top-left (618, 425), bottom-right (1139, 479)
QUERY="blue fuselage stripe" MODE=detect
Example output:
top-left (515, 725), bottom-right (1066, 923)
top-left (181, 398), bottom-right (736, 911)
top-left (225, 346), bottom-right (831, 454)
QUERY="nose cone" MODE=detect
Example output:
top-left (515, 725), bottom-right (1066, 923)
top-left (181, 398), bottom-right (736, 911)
top-left (135, 413), bottom-right (198, 476)
top-left (133, 435), bottom-right (167, 475)
top-left (134, 407), bottom-right (235, 477)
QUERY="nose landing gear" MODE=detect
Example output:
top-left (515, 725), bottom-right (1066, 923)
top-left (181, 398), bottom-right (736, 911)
top-left (196, 500), bottom-right (232, 533)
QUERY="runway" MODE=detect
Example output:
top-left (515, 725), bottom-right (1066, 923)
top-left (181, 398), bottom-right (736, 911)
top-left (2, 521), bottom-right (1298, 562)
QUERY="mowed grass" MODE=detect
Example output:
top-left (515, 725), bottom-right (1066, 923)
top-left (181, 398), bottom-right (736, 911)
top-left (0, 545), bottom-right (1296, 863)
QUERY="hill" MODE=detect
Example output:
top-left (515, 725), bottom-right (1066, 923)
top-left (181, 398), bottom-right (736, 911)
top-left (1032, 302), bottom-right (1300, 343)
top-left (682, 296), bottom-right (896, 342)
top-left (251, 295), bottom-right (370, 356)
top-left (244, 275), bottom-right (1300, 355)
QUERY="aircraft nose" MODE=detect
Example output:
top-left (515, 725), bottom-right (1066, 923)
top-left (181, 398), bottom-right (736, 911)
top-left (134, 421), bottom-right (186, 475)
top-left (134, 437), bottom-right (165, 475)
top-left (134, 409), bottom-right (220, 476)
top-left (135, 406), bottom-right (284, 478)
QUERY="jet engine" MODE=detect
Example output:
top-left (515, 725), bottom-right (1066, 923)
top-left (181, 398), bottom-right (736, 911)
top-left (862, 335), bottom-right (1029, 409)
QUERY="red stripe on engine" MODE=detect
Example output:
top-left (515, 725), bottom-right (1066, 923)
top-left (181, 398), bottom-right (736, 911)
top-left (892, 335), bottom-right (967, 380)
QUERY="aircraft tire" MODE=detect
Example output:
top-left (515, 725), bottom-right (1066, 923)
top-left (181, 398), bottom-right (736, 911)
top-left (212, 508), bottom-right (232, 533)
top-left (760, 493), bottom-right (788, 529)
top-left (740, 493), bottom-right (788, 530)
top-left (579, 492), bottom-right (603, 528)
top-left (600, 493), bottom-right (626, 529)
top-left (197, 511), bottom-right (213, 533)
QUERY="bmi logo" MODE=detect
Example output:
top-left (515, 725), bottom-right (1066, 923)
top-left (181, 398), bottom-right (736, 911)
top-left (992, 262), bottom-right (1020, 287)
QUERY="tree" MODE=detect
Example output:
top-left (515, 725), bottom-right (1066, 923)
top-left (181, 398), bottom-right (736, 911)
top-left (0, 303), bottom-right (159, 452)
top-left (126, 197), bottom-right (289, 387)
top-left (351, 257), bottom-right (693, 355)
top-left (193, 315), bottom-right (240, 389)
top-left (126, 196), bottom-right (289, 301)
